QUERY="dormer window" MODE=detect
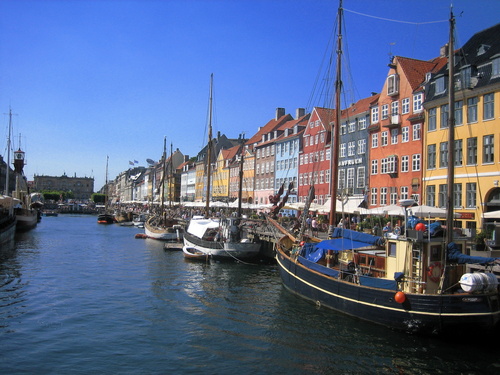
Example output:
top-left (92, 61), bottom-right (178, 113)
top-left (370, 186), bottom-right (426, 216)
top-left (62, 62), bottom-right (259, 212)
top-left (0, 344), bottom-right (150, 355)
top-left (435, 76), bottom-right (446, 94)
top-left (387, 74), bottom-right (399, 96)
top-left (492, 57), bottom-right (500, 77)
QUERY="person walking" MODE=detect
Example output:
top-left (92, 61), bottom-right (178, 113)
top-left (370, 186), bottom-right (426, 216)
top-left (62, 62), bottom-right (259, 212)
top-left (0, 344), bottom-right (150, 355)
top-left (311, 217), bottom-right (318, 236)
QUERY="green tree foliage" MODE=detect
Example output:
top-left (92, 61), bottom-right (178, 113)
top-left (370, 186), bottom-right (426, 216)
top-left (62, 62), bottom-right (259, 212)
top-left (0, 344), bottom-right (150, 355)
top-left (92, 193), bottom-right (106, 204)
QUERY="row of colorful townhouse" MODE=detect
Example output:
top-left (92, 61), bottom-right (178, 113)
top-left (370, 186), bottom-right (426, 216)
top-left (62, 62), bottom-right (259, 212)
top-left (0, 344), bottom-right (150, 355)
top-left (113, 23), bottom-right (500, 231)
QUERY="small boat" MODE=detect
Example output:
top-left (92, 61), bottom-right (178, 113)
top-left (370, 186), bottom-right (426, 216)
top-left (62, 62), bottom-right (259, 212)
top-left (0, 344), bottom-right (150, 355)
top-left (182, 74), bottom-right (261, 261)
top-left (182, 245), bottom-right (210, 261)
top-left (144, 138), bottom-right (184, 241)
top-left (183, 216), bottom-right (261, 261)
top-left (98, 156), bottom-right (115, 225)
top-left (43, 210), bottom-right (59, 217)
top-left (97, 213), bottom-right (115, 224)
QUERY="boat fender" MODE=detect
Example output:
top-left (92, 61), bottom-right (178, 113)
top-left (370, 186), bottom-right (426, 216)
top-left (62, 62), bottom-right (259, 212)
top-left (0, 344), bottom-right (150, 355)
top-left (135, 233), bottom-right (148, 239)
top-left (394, 291), bottom-right (406, 304)
top-left (427, 262), bottom-right (443, 283)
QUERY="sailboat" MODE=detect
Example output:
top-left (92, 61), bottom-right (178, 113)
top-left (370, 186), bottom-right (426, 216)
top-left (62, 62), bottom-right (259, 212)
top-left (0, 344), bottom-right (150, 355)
top-left (144, 137), bottom-right (183, 241)
top-left (0, 110), bottom-right (17, 245)
top-left (97, 156), bottom-right (115, 224)
top-left (182, 74), bottom-right (261, 260)
top-left (273, 3), bottom-right (500, 335)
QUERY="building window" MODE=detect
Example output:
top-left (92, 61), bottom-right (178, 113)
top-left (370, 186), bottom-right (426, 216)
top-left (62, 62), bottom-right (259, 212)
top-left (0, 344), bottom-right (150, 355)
top-left (493, 57), bottom-right (500, 77)
top-left (381, 131), bottom-right (388, 146)
top-left (348, 141), bottom-right (356, 156)
top-left (483, 135), bottom-right (494, 164)
top-left (435, 76), bottom-right (446, 94)
top-left (438, 184), bottom-right (447, 208)
top-left (381, 156), bottom-right (397, 174)
top-left (483, 93), bottom-right (494, 120)
top-left (467, 97), bottom-right (478, 123)
top-left (454, 100), bottom-right (463, 125)
top-left (357, 139), bottom-right (366, 154)
top-left (440, 103), bottom-right (449, 129)
top-left (381, 104), bottom-right (389, 120)
top-left (371, 133), bottom-right (378, 148)
top-left (412, 154), bottom-right (421, 171)
top-left (455, 139), bottom-right (463, 167)
top-left (439, 142), bottom-right (448, 168)
top-left (358, 117), bottom-right (367, 130)
top-left (401, 126), bottom-right (409, 143)
top-left (391, 101), bottom-right (399, 116)
top-left (428, 107), bottom-right (437, 131)
top-left (466, 137), bottom-right (477, 165)
top-left (390, 187), bottom-right (398, 205)
top-left (426, 185), bottom-right (436, 207)
top-left (371, 160), bottom-right (378, 175)
top-left (340, 143), bottom-right (346, 158)
top-left (387, 74), bottom-right (399, 95)
top-left (427, 144), bottom-right (436, 169)
top-left (371, 188), bottom-right (378, 205)
top-left (413, 123), bottom-right (421, 141)
top-left (402, 98), bottom-right (410, 114)
top-left (401, 186), bottom-right (409, 200)
top-left (466, 183), bottom-right (477, 208)
top-left (357, 167), bottom-right (365, 188)
top-left (338, 169), bottom-right (345, 190)
top-left (391, 128), bottom-right (398, 144)
top-left (401, 155), bottom-right (409, 172)
top-left (348, 121), bottom-right (356, 133)
top-left (413, 93), bottom-right (423, 112)
top-left (454, 183), bottom-right (462, 209)
top-left (380, 187), bottom-right (388, 205)
top-left (347, 168), bottom-right (355, 189)
top-left (371, 106), bottom-right (379, 123)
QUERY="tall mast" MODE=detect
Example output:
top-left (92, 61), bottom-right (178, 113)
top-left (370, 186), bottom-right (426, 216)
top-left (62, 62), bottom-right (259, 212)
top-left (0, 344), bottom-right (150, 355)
top-left (445, 9), bottom-right (455, 245)
top-left (161, 136), bottom-right (166, 220)
top-left (205, 73), bottom-right (214, 216)
top-left (237, 134), bottom-right (244, 217)
top-left (4, 108), bottom-right (12, 195)
top-left (169, 142), bottom-right (173, 208)
top-left (329, 1), bottom-right (343, 230)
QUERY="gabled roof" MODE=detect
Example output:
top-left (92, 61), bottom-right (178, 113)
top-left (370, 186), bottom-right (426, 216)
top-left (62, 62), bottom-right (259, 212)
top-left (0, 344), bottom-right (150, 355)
top-left (457, 22), bottom-right (500, 66)
top-left (246, 113), bottom-right (293, 146)
top-left (341, 93), bottom-right (380, 118)
top-left (396, 56), bottom-right (440, 91)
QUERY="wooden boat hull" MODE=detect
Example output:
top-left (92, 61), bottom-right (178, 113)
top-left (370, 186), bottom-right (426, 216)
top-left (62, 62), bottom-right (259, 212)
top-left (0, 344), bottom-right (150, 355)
top-left (97, 214), bottom-right (115, 224)
top-left (144, 221), bottom-right (183, 241)
top-left (183, 231), bottom-right (261, 260)
top-left (0, 214), bottom-right (16, 249)
top-left (182, 245), bottom-right (210, 261)
top-left (15, 209), bottom-right (38, 232)
top-left (276, 246), bottom-right (500, 335)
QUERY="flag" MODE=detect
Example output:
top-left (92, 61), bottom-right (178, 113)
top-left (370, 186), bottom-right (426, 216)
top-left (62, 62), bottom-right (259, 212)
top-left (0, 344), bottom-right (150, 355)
top-left (134, 160), bottom-right (138, 164)
top-left (129, 161), bottom-right (134, 166)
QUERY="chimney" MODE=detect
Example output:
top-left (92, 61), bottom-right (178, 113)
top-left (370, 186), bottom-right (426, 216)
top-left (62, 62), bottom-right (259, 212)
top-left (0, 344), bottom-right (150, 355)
top-left (217, 131), bottom-right (221, 139)
top-left (276, 107), bottom-right (285, 120)
top-left (296, 108), bottom-right (305, 119)
top-left (440, 43), bottom-right (449, 57)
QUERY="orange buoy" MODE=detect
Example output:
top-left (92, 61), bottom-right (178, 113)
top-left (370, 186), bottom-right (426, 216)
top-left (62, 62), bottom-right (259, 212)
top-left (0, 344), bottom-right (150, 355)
top-left (394, 291), bottom-right (406, 304)
top-left (415, 223), bottom-right (426, 231)
top-left (135, 233), bottom-right (148, 239)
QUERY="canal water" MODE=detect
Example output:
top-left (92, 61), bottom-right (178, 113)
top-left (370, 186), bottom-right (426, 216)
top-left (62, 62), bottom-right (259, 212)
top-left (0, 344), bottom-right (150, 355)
top-left (1, 215), bottom-right (499, 374)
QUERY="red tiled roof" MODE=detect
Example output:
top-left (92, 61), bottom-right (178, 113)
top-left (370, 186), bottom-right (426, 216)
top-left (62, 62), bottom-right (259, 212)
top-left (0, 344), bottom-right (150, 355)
top-left (246, 114), bottom-right (293, 146)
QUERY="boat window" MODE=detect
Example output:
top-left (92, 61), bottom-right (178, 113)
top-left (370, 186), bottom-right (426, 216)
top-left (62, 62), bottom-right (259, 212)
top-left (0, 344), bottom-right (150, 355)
top-left (388, 242), bottom-right (397, 257)
top-left (430, 245), bottom-right (442, 262)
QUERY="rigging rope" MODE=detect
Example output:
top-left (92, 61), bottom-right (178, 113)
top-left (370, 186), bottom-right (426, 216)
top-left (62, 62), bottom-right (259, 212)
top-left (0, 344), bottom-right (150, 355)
top-left (343, 8), bottom-right (447, 25)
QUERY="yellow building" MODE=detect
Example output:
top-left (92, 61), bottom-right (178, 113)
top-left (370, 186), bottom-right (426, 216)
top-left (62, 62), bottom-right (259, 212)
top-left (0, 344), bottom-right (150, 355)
top-left (423, 24), bottom-right (500, 232)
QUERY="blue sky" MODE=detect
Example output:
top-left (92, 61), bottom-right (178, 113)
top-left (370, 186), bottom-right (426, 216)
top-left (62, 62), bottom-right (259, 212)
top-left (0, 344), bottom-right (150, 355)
top-left (1, 0), bottom-right (499, 191)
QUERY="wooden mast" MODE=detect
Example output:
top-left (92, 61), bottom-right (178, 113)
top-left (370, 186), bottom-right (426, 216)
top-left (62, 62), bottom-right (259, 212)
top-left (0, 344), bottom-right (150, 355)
top-left (237, 134), bottom-right (244, 218)
top-left (445, 9), bottom-right (455, 245)
top-left (328, 0), bottom-right (343, 232)
top-left (4, 108), bottom-right (12, 195)
top-left (205, 74), bottom-right (214, 217)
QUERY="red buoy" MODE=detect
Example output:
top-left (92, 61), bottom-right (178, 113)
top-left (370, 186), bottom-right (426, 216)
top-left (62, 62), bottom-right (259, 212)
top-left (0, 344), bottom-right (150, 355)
top-left (394, 291), bottom-right (406, 304)
top-left (415, 223), bottom-right (426, 232)
top-left (135, 233), bottom-right (148, 239)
